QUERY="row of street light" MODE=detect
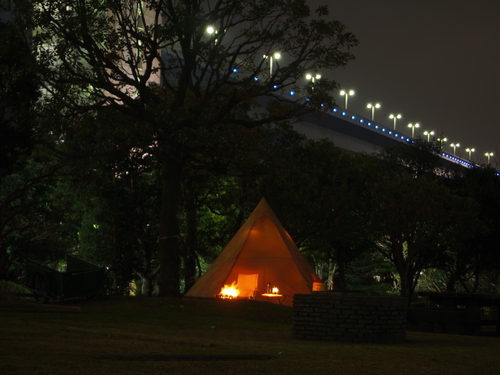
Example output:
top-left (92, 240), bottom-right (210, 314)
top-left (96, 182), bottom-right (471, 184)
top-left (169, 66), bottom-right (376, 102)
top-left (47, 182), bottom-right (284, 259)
top-left (314, 81), bottom-right (495, 164)
top-left (220, 41), bottom-right (495, 166)
top-left (324, 83), bottom-right (494, 164)
top-left (314, 80), bottom-right (494, 164)
top-left (335, 89), bottom-right (494, 164)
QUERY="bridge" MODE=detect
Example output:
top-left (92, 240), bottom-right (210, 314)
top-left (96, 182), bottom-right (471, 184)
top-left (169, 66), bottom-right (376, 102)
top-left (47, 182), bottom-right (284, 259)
top-left (0, 4), bottom-right (485, 174)
top-left (293, 103), bottom-right (474, 172)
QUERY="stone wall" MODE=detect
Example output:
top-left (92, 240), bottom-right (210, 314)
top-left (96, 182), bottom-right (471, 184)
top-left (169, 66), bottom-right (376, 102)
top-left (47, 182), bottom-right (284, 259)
top-left (293, 292), bottom-right (407, 343)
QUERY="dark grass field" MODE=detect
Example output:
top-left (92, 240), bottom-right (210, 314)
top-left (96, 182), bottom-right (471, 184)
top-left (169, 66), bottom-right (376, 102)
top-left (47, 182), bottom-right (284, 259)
top-left (1, 296), bottom-right (500, 374)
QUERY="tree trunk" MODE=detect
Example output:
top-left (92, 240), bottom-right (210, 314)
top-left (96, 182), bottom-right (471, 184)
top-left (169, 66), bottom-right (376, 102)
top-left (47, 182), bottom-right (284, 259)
top-left (328, 260), bottom-right (336, 291)
top-left (335, 252), bottom-right (347, 292)
top-left (398, 264), bottom-right (415, 303)
top-left (139, 246), bottom-right (154, 296)
top-left (446, 272), bottom-right (460, 293)
top-left (182, 192), bottom-right (198, 294)
top-left (389, 240), bottom-right (414, 302)
top-left (314, 260), bottom-right (324, 281)
top-left (157, 156), bottom-right (182, 297)
top-left (141, 276), bottom-right (153, 296)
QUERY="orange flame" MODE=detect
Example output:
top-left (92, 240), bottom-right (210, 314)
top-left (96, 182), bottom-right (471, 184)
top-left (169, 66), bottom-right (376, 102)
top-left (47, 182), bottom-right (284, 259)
top-left (220, 281), bottom-right (239, 298)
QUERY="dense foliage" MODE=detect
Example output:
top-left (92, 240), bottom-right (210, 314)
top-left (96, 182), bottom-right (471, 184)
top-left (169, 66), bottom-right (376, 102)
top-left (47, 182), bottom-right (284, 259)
top-left (2, 1), bottom-right (499, 300)
top-left (13, 0), bottom-right (358, 296)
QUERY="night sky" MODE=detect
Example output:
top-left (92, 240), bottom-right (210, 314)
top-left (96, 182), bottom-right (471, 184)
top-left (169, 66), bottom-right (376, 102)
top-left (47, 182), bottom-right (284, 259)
top-left (319, 0), bottom-right (500, 164)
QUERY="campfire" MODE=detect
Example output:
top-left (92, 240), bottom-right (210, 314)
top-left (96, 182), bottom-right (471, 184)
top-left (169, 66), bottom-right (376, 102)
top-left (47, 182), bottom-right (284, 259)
top-left (219, 281), bottom-right (239, 299)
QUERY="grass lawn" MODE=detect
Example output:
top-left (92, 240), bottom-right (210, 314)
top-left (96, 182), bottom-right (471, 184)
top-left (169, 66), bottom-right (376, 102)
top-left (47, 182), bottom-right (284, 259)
top-left (1, 295), bottom-right (499, 374)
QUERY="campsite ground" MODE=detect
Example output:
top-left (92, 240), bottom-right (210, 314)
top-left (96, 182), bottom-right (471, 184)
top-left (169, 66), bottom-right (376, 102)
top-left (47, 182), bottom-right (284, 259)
top-left (1, 296), bottom-right (500, 375)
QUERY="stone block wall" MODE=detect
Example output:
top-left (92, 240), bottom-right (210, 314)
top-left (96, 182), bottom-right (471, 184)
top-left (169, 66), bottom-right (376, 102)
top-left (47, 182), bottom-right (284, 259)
top-left (293, 292), bottom-right (407, 343)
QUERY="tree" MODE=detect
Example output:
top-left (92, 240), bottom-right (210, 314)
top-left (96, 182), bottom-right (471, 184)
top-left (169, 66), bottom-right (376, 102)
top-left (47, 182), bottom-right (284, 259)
top-left (0, 21), bottom-right (71, 279)
top-left (371, 144), bottom-right (481, 301)
top-left (437, 166), bottom-right (500, 293)
top-left (0, 23), bottom-right (38, 175)
top-left (318, 153), bottom-right (377, 291)
top-left (55, 109), bottom-right (161, 295)
top-left (255, 138), bottom-right (375, 291)
top-left (177, 122), bottom-right (306, 293)
top-left (206, 124), bottom-right (376, 291)
top-left (16, 0), bottom-right (358, 295)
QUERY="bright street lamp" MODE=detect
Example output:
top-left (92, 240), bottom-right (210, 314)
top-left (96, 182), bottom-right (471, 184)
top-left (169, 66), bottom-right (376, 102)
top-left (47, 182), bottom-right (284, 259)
top-left (408, 123), bottom-right (420, 138)
top-left (206, 25), bottom-right (219, 44)
top-left (263, 52), bottom-right (281, 76)
top-left (340, 90), bottom-right (355, 109)
top-left (389, 114), bottom-right (402, 130)
top-left (485, 152), bottom-right (494, 164)
top-left (450, 143), bottom-right (460, 155)
top-left (306, 73), bottom-right (321, 83)
top-left (466, 148), bottom-right (475, 160)
top-left (305, 73), bottom-right (321, 91)
top-left (367, 103), bottom-right (381, 121)
top-left (423, 130), bottom-right (435, 142)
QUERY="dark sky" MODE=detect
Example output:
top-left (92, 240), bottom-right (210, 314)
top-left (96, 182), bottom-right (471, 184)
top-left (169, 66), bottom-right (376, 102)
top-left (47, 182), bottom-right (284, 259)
top-left (318, 0), bottom-right (500, 164)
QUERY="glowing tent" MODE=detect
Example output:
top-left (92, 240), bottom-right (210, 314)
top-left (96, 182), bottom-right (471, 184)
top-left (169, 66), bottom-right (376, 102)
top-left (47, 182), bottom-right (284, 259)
top-left (185, 198), bottom-right (320, 306)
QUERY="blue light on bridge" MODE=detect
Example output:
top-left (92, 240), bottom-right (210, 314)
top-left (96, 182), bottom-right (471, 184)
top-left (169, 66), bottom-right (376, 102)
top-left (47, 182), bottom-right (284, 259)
top-left (442, 153), bottom-right (476, 168)
top-left (327, 104), bottom-right (441, 150)
top-left (273, 85), bottom-right (279, 90)
top-left (232, 68), bottom-right (238, 73)
top-left (253, 76), bottom-right (259, 81)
